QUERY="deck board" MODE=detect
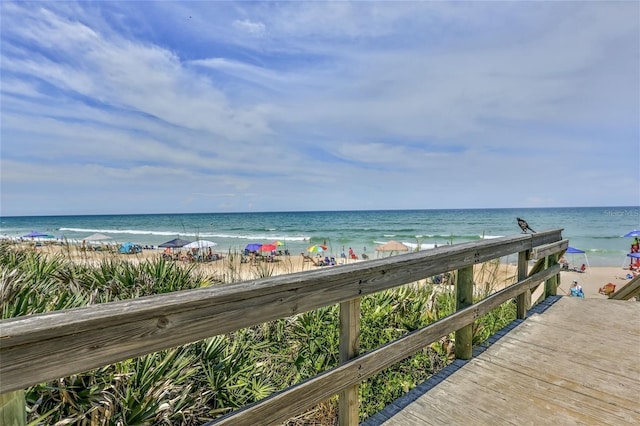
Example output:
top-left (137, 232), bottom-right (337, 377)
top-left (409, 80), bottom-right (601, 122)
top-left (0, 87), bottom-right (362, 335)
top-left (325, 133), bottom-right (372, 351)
top-left (364, 297), bottom-right (640, 425)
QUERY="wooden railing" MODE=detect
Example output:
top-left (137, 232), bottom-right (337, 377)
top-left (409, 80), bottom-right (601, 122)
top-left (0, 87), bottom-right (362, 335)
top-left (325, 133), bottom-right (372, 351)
top-left (0, 229), bottom-right (566, 425)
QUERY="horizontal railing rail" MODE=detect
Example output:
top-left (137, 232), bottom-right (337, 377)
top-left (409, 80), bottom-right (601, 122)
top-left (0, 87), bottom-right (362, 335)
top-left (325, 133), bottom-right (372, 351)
top-left (0, 229), bottom-right (565, 426)
top-left (210, 264), bottom-right (561, 426)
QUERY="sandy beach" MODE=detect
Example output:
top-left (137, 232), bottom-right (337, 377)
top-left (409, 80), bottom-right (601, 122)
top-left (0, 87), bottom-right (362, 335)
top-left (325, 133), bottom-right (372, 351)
top-left (22, 241), bottom-right (637, 299)
top-left (557, 267), bottom-right (637, 299)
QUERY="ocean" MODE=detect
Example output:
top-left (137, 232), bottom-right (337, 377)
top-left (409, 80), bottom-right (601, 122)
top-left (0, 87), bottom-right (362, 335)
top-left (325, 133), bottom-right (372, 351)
top-left (1, 207), bottom-right (638, 267)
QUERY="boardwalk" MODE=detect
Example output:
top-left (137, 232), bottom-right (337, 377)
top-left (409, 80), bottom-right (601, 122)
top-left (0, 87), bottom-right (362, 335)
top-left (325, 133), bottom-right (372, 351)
top-left (366, 296), bottom-right (640, 425)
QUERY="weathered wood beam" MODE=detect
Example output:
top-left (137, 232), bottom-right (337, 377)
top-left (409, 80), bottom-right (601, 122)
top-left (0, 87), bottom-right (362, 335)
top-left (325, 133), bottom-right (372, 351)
top-left (455, 266), bottom-right (474, 360)
top-left (516, 251), bottom-right (529, 319)
top-left (530, 239), bottom-right (569, 260)
top-left (610, 275), bottom-right (640, 300)
top-left (338, 298), bottom-right (360, 426)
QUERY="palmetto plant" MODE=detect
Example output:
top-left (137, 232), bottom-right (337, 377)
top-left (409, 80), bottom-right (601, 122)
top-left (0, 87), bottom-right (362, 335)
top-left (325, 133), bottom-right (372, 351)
top-left (290, 307), bottom-right (340, 381)
top-left (195, 334), bottom-right (275, 417)
top-left (1, 241), bottom-right (518, 424)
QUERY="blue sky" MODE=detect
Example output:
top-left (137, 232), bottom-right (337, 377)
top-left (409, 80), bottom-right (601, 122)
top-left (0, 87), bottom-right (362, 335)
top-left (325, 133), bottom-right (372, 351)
top-left (1, 1), bottom-right (638, 216)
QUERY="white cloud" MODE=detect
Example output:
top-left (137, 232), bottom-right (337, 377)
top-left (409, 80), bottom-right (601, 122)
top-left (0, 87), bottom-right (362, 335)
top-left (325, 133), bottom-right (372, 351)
top-left (1, 1), bottom-right (638, 215)
top-left (233, 19), bottom-right (266, 36)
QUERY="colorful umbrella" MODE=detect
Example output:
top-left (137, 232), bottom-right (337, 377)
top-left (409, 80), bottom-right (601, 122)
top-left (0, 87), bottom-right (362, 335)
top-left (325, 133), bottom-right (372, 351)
top-left (307, 244), bottom-right (327, 253)
top-left (623, 230), bottom-right (640, 237)
top-left (245, 243), bottom-right (262, 252)
top-left (259, 244), bottom-right (277, 252)
top-left (273, 240), bottom-right (285, 246)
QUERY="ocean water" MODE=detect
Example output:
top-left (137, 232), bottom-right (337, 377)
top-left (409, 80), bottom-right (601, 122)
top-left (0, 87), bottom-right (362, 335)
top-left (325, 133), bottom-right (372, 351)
top-left (1, 207), bottom-right (638, 267)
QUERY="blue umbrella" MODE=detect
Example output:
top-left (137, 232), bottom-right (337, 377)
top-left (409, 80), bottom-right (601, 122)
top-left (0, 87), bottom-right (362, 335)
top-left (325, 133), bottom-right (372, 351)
top-left (245, 243), bottom-right (262, 252)
top-left (623, 230), bottom-right (640, 237)
top-left (22, 231), bottom-right (50, 238)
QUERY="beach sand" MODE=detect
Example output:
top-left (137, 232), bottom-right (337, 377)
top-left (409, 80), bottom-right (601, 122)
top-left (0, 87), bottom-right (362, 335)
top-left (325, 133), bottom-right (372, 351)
top-left (558, 267), bottom-right (637, 299)
top-left (26, 242), bottom-right (637, 298)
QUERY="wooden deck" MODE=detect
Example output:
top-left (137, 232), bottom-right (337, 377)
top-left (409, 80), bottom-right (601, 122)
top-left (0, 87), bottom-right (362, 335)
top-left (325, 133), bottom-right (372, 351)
top-left (364, 296), bottom-right (640, 425)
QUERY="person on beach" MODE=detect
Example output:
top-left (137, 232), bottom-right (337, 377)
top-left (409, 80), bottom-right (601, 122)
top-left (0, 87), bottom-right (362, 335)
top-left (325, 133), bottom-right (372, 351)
top-left (569, 280), bottom-right (584, 298)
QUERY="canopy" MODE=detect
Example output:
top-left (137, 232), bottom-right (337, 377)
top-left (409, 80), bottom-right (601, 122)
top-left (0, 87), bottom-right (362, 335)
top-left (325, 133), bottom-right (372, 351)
top-left (375, 240), bottom-right (409, 252)
top-left (566, 247), bottom-right (585, 254)
top-left (158, 238), bottom-right (192, 248)
top-left (562, 246), bottom-right (590, 271)
top-left (84, 233), bottom-right (112, 241)
top-left (183, 240), bottom-right (218, 249)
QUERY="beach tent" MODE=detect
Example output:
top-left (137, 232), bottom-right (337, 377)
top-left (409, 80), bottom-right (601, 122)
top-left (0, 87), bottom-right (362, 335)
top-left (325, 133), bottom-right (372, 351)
top-left (564, 246), bottom-right (590, 270)
top-left (119, 242), bottom-right (141, 254)
top-left (158, 238), bottom-right (192, 248)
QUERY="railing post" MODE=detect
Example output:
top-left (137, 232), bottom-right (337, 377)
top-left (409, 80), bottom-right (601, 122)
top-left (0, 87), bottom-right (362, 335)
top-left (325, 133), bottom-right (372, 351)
top-left (545, 254), bottom-right (558, 297)
top-left (339, 298), bottom-right (360, 426)
top-left (516, 251), bottom-right (530, 319)
top-left (0, 390), bottom-right (26, 426)
top-left (455, 266), bottom-right (474, 360)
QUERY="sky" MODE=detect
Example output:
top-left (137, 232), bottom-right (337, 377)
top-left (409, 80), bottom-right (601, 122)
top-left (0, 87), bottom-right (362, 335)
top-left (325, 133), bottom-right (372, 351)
top-left (1, 1), bottom-right (639, 216)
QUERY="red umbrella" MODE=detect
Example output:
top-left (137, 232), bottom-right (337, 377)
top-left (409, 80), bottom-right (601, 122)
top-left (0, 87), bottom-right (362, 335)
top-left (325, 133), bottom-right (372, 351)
top-left (259, 244), bottom-right (277, 252)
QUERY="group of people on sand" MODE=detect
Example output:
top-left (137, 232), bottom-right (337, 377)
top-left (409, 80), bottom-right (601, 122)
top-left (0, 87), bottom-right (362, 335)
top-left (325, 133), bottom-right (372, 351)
top-left (340, 247), bottom-right (368, 261)
top-left (162, 247), bottom-right (221, 263)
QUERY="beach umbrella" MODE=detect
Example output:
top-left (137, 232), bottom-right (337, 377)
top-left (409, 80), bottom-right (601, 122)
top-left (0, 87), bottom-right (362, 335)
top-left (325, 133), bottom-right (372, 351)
top-left (158, 238), bottom-right (192, 248)
top-left (245, 243), bottom-right (262, 252)
top-left (84, 233), bottom-right (112, 242)
top-left (623, 230), bottom-right (640, 237)
top-left (273, 240), bottom-right (285, 246)
top-left (259, 243), bottom-right (277, 252)
top-left (183, 240), bottom-right (218, 249)
top-left (375, 240), bottom-right (409, 252)
top-left (307, 244), bottom-right (327, 253)
top-left (22, 231), bottom-right (50, 238)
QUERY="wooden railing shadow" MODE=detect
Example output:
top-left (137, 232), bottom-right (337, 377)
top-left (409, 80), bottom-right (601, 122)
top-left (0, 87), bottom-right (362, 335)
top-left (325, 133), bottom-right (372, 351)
top-left (0, 229), bottom-right (566, 425)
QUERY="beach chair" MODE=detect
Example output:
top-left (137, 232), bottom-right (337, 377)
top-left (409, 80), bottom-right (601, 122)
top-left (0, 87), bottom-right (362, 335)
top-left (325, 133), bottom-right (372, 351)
top-left (302, 254), bottom-right (322, 266)
top-left (599, 283), bottom-right (616, 296)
